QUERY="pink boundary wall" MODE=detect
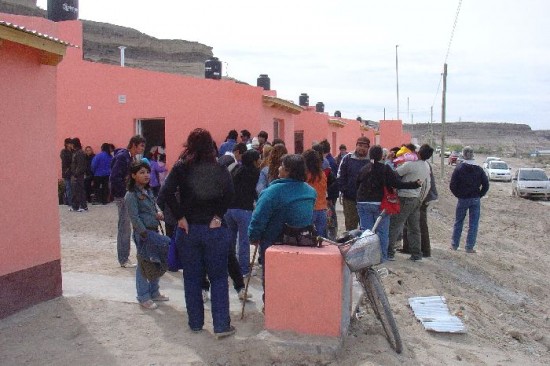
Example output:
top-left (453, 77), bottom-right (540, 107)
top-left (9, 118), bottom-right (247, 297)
top-left (0, 16), bottom-right (63, 317)
top-left (1, 14), bottom-right (409, 172)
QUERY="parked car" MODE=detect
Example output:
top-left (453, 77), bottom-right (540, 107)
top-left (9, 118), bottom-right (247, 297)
top-left (512, 168), bottom-right (550, 200)
top-left (448, 151), bottom-right (459, 165)
top-left (483, 156), bottom-right (501, 169)
top-left (484, 160), bottom-right (512, 182)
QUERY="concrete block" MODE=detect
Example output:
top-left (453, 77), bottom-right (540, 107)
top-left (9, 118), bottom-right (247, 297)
top-left (264, 244), bottom-right (352, 337)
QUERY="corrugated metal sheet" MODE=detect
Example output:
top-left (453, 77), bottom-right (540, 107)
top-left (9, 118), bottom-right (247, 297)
top-left (408, 296), bottom-right (466, 333)
top-left (0, 20), bottom-right (78, 47)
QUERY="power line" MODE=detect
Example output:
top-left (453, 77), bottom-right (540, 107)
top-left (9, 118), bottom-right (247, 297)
top-left (445, 0), bottom-right (463, 65)
top-left (431, 0), bottom-right (463, 110)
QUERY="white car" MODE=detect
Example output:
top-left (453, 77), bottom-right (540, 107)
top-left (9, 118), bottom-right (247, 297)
top-left (512, 168), bottom-right (550, 200)
top-left (482, 156), bottom-right (501, 169)
top-left (484, 160), bottom-right (512, 182)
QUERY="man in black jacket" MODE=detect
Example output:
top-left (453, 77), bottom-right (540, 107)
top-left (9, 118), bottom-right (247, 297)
top-left (70, 138), bottom-right (88, 212)
top-left (60, 138), bottom-right (74, 206)
top-left (449, 146), bottom-right (489, 253)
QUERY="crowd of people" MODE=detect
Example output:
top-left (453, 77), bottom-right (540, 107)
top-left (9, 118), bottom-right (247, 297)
top-left (61, 128), bottom-right (489, 339)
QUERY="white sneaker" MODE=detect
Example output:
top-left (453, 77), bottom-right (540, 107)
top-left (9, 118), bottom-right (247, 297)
top-left (120, 260), bottom-right (137, 268)
top-left (202, 290), bottom-right (209, 303)
top-left (238, 288), bottom-right (253, 301)
top-left (140, 299), bottom-right (158, 310)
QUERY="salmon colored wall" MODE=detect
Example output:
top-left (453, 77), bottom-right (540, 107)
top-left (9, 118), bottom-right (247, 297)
top-left (293, 110), bottom-right (377, 155)
top-left (0, 40), bottom-right (60, 276)
top-left (3, 14), bottom-right (409, 173)
top-left (379, 120), bottom-right (409, 149)
top-left (56, 58), bottom-right (267, 167)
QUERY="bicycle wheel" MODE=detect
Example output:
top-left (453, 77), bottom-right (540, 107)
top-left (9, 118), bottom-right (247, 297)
top-left (361, 268), bottom-right (403, 353)
top-left (357, 269), bottom-right (379, 317)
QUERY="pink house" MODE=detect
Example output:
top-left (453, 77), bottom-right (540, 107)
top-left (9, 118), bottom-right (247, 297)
top-left (0, 19), bottom-right (69, 318)
top-left (0, 12), bottom-right (411, 318)
top-left (2, 13), bottom-right (409, 171)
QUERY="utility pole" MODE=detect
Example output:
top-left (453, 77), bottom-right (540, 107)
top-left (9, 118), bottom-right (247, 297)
top-left (395, 45), bottom-right (400, 120)
top-left (383, 107), bottom-right (386, 121)
top-left (407, 97), bottom-right (410, 124)
top-left (440, 63), bottom-right (448, 179)
top-left (430, 106), bottom-right (434, 163)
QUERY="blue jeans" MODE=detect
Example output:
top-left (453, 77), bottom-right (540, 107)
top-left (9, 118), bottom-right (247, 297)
top-left (224, 208), bottom-right (253, 275)
top-left (134, 234), bottom-right (160, 303)
top-left (312, 209), bottom-right (328, 238)
top-left (357, 202), bottom-right (390, 261)
top-left (451, 197), bottom-right (481, 250)
top-left (176, 225), bottom-right (231, 333)
top-left (64, 178), bottom-right (72, 205)
top-left (115, 197), bottom-right (132, 264)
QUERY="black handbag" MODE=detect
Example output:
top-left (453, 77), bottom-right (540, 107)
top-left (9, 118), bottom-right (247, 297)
top-left (280, 223), bottom-right (322, 248)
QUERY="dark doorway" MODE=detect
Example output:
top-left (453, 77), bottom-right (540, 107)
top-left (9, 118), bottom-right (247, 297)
top-left (136, 119), bottom-right (165, 158)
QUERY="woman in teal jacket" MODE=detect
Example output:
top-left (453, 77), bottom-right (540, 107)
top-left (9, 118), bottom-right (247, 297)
top-left (248, 154), bottom-right (316, 303)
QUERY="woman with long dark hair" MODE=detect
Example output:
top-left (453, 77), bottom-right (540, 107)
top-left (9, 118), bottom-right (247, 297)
top-left (162, 128), bottom-right (235, 338)
top-left (303, 149), bottom-right (328, 237)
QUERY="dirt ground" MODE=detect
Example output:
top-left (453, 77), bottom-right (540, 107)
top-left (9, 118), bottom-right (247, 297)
top-left (1, 154), bottom-right (549, 365)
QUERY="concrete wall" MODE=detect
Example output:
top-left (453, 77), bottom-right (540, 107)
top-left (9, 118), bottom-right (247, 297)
top-left (0, 27), bottom-right (62, 318)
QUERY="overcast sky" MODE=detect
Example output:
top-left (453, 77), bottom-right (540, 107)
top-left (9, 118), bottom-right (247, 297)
top-left (37, 0), bottom-right (550, 130)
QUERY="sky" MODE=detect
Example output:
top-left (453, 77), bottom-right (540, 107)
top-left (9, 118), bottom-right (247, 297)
top-left (36, 0), bottom-right (550, 130)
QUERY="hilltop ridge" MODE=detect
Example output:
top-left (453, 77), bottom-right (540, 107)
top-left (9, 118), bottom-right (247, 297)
top-left (0, 0), bottom-right (213, 77)
top-left (403, 122), bottom-right (550, 155)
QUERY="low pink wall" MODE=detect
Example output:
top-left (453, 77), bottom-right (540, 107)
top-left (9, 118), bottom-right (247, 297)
top-left (0, 40), bottom-right (60, 276)
top-left (265, 245), bottom-right (351, 337)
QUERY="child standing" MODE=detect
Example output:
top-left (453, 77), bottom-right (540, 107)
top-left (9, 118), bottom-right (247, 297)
top-left (125, 161), bottom-right (170, 309)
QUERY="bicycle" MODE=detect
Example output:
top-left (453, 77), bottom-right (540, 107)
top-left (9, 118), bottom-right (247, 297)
top-left (322, 211), bottom-right (403, 353)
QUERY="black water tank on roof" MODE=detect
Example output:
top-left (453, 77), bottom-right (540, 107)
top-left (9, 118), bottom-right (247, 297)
top-left (47, 0), bottom-right (79, 22)
top-left (299, 93), bottom-right (309, 107)
top-left (316, 102), bottom-right (324, 113)
top-left (334, 110), bottom-right (341, 117)
top-left (257, 74), bottom-right (270, 90)
top-left (205, 57), bottom-right (222, 80)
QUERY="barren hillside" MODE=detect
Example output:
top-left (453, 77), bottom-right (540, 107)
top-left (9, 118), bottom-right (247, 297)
top-left (0, 0), bottom-right (213, 77)
top-left (404, 122), bottom-right (550, 155)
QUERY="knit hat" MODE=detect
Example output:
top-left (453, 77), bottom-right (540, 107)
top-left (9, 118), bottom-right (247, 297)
top-left (462, 146), bottom-right (474, 160)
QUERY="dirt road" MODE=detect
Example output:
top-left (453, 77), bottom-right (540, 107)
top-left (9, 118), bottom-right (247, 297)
top-left (1, 155), bottom-right (549, 365)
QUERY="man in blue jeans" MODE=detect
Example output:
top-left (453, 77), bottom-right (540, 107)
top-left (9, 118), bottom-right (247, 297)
top-left (449, 146), bottom-right (489, 253)
top-left (110, 135), bottom-right (146, 267)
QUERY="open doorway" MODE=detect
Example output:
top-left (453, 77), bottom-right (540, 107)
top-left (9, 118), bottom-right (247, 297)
top-left (135, 118), bottom-right (165, 159)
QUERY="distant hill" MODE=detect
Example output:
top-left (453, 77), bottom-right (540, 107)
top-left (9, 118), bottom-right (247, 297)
top-left (0, 0), bottom-right (213, 77)
top-left (403, 122), bottom-right (550, 155)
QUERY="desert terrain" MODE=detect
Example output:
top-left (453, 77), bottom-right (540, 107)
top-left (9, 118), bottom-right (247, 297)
top-left (1, 154), bottom-right (549, 366)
